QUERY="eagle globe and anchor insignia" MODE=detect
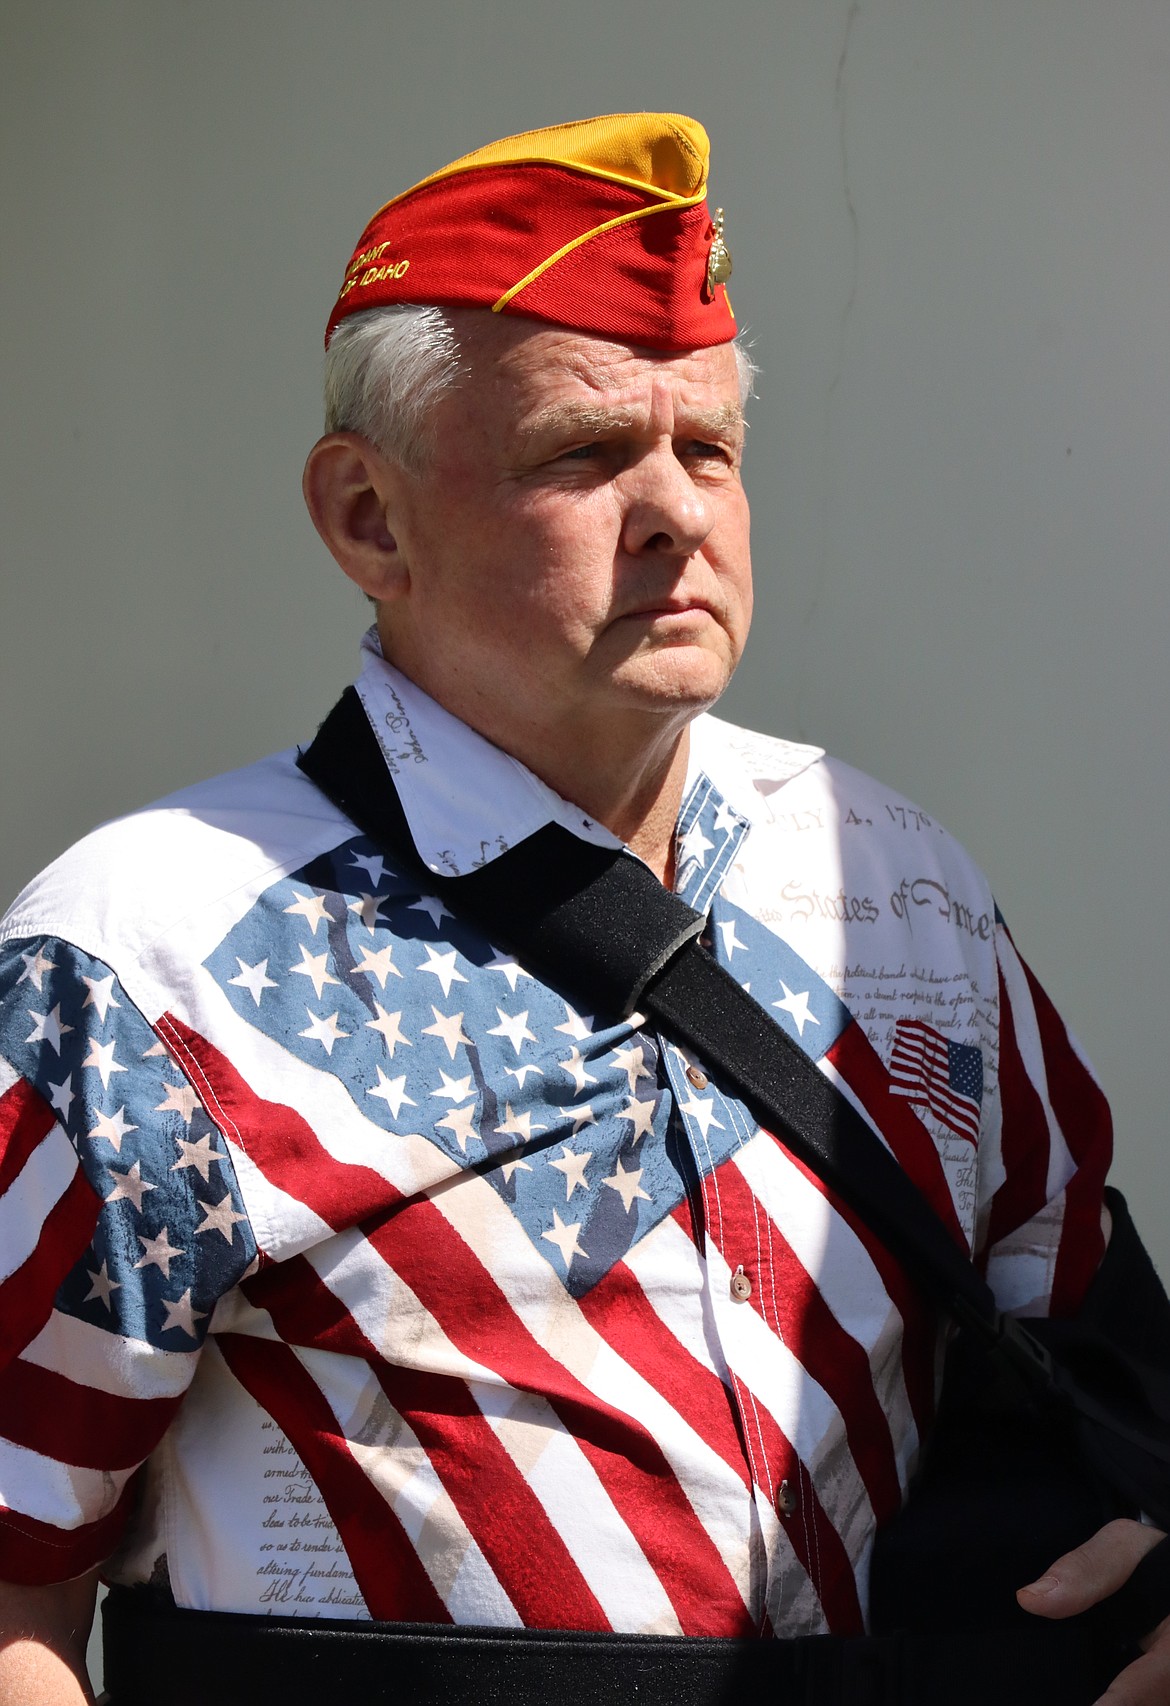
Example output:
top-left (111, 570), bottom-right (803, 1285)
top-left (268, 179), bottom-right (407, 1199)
top-left (704, 207), bottom-right (732, 301)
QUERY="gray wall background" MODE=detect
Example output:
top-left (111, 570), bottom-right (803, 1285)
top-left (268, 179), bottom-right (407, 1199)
top-left (3, 0), bottom-right (1169, 1270)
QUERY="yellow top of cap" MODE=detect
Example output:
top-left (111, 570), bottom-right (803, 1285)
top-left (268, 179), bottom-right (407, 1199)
top-left (402, 111), bottom-right (711, 206)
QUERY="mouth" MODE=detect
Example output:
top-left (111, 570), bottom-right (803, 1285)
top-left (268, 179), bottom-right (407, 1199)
top-left (619, 596), bottom-right (718, 623)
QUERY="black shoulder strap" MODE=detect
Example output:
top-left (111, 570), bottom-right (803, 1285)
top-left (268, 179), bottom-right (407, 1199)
top-left (296, 687), bottom-right (1000, 1337)
top-left (297, 688), bottom-right (1170, 1501)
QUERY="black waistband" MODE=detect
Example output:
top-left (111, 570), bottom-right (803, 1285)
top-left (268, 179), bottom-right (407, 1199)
top-left (100, 1587), bottom-right (1116, 1706)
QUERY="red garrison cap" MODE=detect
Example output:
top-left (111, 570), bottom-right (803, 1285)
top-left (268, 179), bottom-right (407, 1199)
top-left (326, 112), bottom-right (735, 353)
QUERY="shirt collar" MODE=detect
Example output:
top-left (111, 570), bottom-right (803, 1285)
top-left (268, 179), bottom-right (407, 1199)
top-left (684, 706), bottom-right (824, 827)
top-left (355, 629), bottom-right (623, 878)
top-left (353, 630), bottom-right (820, 899)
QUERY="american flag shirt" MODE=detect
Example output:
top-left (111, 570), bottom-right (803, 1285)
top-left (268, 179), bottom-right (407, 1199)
top-left (0, 638), bottom-right (1112, 1636)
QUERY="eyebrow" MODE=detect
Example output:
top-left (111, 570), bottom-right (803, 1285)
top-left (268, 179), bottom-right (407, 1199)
top-left (520, 400), bottom-right (745, 443)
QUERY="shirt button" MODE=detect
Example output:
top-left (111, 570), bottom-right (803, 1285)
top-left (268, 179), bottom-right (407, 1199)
top-left (686, 1065), bottom-right (708, 1090)
top-left (777, 1479), bottom-right (798, 1518)
top-left (730, 1264), bottom-right (752, 1302)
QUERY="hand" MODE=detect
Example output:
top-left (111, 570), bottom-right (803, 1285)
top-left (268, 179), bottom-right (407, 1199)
top-left (0, 1572), bottom-right (99, 1705)
top-left (1018, 1518), bottom-right (1170, 1704)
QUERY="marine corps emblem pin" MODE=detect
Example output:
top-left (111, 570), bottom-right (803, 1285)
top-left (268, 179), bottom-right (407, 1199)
top-left (704, 207), bottom-right (732, 300)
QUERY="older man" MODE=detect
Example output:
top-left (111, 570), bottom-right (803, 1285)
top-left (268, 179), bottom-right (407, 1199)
top-left (0, 114), bottom-right (1166, 1704)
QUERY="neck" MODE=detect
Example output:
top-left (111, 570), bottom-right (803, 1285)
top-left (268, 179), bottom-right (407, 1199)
top-left (377, 631), bottom-right (696, 885)
top-left (530, 717), bottom-right (691, 886)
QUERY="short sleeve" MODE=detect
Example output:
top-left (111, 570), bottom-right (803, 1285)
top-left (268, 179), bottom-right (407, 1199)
top-left (977, 917), bottom-right (1112, 1319)
top-left (0, 935), bottom-right (258, 1582)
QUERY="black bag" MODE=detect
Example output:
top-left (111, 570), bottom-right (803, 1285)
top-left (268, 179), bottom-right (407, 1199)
top-left (869, 1186), bottom-right (1170, 1659)
top-left (297, 689), bottom-right (1170, 1672)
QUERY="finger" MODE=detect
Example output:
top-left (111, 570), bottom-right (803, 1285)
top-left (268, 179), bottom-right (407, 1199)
top-left (1092, 1637), bottom-right (1170, 1705)
top-left (1018, 1519), bottom-right (1165, 1620)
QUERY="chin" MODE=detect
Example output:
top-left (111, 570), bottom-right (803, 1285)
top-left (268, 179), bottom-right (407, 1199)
top-left (615, 650), bottom-right (737, 715)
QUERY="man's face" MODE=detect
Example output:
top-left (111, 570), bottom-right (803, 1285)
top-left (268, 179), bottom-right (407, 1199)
top-left (377, 315), bottom-right (753, 769)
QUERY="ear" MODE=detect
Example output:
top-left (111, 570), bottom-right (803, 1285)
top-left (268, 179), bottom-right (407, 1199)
top-left (302, 433), bottom-right (411, 601)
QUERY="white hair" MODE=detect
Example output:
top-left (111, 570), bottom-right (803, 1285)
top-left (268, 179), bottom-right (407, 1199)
top-left (323, 304), bottom-right (758, 467)
top-left (323, 306), bottom-right (463, 469)
top-left (733, 337), bottom-right (759, 409)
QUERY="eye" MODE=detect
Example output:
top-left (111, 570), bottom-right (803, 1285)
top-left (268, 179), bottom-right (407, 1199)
top-left (685, 440), bottom-right (733, 463)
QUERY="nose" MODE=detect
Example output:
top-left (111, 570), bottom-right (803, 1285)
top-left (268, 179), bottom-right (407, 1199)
top-left (619, 445), bottom-right (714, 559)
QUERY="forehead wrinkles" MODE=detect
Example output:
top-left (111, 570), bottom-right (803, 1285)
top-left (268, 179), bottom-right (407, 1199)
top-left (444, 318), bottom-right (743, 451)
top-left (512, 336), bottom-right (742, 437)
top-left (500, 324), bottom-right (735, 393)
